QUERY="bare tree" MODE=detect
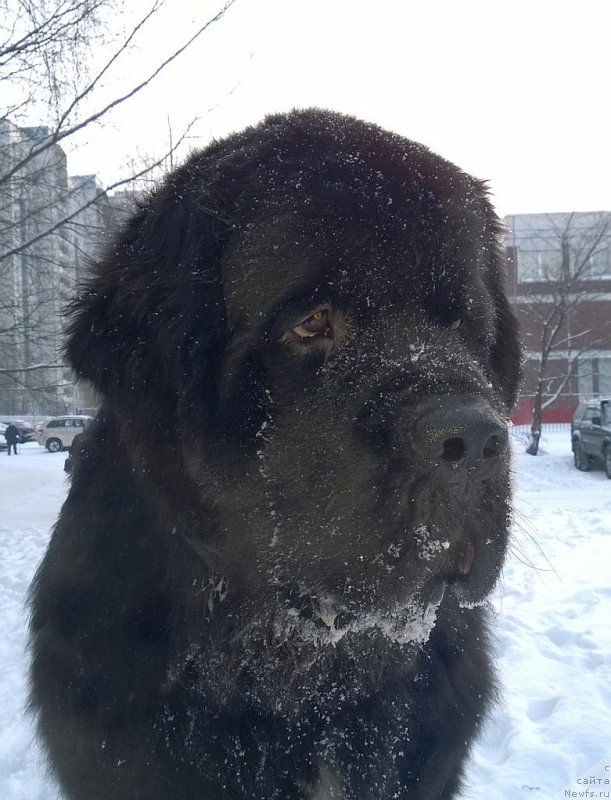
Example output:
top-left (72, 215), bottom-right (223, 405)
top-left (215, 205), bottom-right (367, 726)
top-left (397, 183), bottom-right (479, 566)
top-left (0, 0), bottom-right (237, 414)
top-left (510, 212), bottom-right (611, 454)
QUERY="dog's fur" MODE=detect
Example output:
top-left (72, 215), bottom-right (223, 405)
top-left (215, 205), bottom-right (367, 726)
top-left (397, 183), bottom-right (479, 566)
top-left (29, 109), bottom-right (521, 799)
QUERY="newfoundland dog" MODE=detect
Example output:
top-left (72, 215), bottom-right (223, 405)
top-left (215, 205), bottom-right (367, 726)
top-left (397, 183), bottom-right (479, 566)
top-left (29, 109), bottom-right (521, 799)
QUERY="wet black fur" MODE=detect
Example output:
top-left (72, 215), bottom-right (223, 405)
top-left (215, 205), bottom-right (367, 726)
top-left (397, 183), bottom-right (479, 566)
top-left (28, 109), bottom-right (521, 799)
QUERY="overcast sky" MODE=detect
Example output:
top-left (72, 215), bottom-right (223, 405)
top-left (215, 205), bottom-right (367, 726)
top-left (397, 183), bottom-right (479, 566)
top-left (67, 0), bottom-right (611, 218)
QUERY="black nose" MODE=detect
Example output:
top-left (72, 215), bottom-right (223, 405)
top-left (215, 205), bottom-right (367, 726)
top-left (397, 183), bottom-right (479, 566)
top-left (413, 396), bottom-right (508, 480)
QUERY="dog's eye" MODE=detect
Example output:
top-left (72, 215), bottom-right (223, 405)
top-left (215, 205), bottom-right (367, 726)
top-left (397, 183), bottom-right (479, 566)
top-left (450, 319), bottom-right (462, 330)
top-left (291, 310), bottom-right (331, 338)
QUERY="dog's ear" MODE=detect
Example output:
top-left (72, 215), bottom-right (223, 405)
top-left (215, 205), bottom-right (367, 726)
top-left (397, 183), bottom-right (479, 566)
top-left (65, 176), bottom-right (230, 421)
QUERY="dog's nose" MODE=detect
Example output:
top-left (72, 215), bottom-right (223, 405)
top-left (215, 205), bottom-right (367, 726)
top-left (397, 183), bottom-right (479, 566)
top-left (412, 396), bottom-right (508, 480)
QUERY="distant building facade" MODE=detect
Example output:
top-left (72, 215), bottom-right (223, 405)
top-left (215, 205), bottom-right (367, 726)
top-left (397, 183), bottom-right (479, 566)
top-left (505, 211), bottom-right (611, 424)
top-left (0, 120), bottom-right (72, 414)
top-left (0, 119), bottom-right (131, 416)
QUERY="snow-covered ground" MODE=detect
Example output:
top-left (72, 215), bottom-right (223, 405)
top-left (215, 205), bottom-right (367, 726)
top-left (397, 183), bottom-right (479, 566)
top-left (1, 429), bottom-right (609, 799)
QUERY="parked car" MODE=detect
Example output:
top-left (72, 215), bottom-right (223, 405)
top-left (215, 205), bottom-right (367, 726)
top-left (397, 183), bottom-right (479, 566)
top-left (571, 398), bottom-right (611, 477)
top-left (36, 416), bottom-right (92, 452)
top-left (1, 419), bottom-right (35, 443)
top-left (33, 419), bottom-right (53, 437)
top-left (0, 422), bottom-right (7, 450)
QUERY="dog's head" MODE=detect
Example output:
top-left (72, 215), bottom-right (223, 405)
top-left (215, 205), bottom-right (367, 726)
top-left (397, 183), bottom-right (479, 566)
top-left (67, 109), bottom-right (520, 635)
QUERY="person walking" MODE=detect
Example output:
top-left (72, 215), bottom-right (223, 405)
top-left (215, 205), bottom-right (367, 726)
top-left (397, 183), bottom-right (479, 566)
top-left (5, 423), bottom-right (19, 455)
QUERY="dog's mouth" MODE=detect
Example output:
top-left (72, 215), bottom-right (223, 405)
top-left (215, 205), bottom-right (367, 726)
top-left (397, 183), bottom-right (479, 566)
top-left (281, 577), bottom-right (449, 646)
top-left (287, 590), bottom-right (356, 631)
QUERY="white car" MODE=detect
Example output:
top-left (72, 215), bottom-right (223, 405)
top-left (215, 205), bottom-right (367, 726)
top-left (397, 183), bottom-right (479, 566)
top-left (36, 416), bottom-right (92, 452)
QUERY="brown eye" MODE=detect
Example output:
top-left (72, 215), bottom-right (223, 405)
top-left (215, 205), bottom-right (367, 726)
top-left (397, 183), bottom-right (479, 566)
top-left (292, 309), bottom-right (331, 338)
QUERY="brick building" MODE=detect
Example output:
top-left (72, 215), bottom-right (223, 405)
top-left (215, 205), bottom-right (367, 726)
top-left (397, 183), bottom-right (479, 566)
top-left (504, 211), bottom-right (611, 424)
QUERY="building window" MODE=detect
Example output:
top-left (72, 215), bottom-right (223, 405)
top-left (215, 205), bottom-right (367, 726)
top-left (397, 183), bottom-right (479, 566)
top-left (576, 356), bottom-right (611, 397)
top-left (587, 246), bottom-right (610, 279)
top-left (598, 357), bottom-right (611, 394)
top-left (517, 249), bottom-right (562, 282)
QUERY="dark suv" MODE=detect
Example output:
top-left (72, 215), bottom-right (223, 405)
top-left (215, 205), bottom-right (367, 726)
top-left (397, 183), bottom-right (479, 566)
top-left (571, 398), bottom-right (611, 477)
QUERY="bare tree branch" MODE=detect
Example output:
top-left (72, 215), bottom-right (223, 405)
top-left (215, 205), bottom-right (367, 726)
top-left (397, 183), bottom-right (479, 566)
top-left (0, 0), bottom-right (236, 186)
top-left (0, 116), bottom-right (199, 263)
top-left (0, 0), bottom-right (238, 413)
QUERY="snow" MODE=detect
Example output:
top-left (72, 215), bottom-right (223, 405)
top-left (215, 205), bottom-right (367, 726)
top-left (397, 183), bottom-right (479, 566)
top-left (1, 430), bottom-right (609, 799)
top-left (0, 444), bottom-right (65, 800)
top-left (466, 428), bottom-right (611, 800)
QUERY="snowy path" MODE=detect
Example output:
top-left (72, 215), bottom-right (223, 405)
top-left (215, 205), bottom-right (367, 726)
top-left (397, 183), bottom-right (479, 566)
top-left (468, 431), bottom-right (611, 799)
top-left (0, 445), bottom-right (66, 800)
top-left (0, 431), bottom-right (609, 799)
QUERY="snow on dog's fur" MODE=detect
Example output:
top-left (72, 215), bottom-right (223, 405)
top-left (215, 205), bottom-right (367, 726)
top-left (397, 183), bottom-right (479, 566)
top-left (29, 109), bottom-right (521, 799)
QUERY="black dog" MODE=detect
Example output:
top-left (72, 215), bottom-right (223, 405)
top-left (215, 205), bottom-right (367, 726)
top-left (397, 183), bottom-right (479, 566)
top-left (29, 109), bottom-right (521, 799)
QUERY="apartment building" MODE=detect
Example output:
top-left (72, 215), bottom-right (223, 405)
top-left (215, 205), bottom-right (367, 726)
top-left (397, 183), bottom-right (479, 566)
top-left (0, 121), bottom-right (115, 415)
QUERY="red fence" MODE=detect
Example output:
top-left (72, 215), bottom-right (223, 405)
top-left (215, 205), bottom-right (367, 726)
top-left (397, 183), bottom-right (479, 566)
top-left (510, 398), bottom-right (575, 426)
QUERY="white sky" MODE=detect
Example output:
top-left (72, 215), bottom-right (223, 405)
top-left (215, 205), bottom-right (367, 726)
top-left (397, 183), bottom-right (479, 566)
top-left (67, 0), bottom-right (611, 218)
